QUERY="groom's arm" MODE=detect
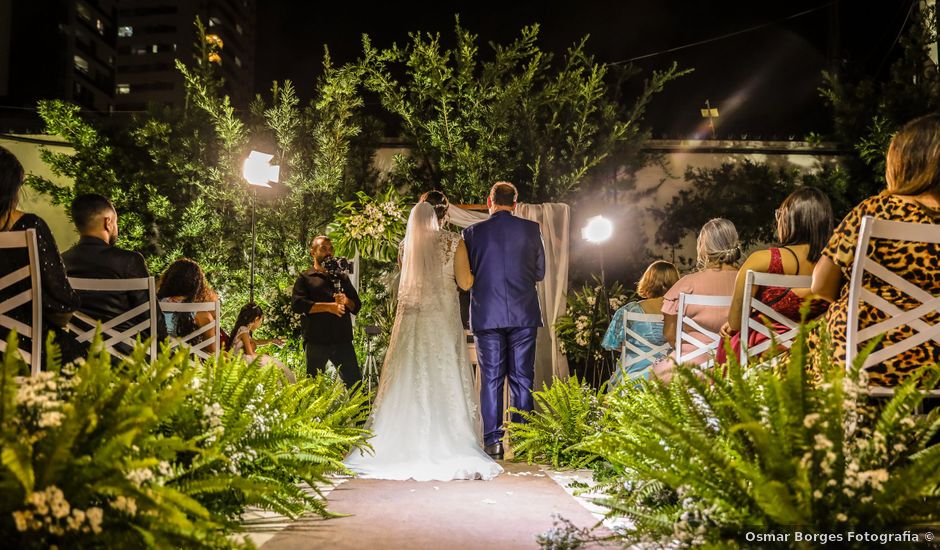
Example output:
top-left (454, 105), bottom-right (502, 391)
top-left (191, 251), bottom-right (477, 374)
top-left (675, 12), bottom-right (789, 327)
top-left (454, 239), bottom-right (474, 291)
top-left (533, 226), bottom-right (546, 282)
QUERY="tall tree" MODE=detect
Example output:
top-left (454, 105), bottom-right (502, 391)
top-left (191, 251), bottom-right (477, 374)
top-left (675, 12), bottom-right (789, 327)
top-left (26, 22), bottom-right (365, 334)
top-left (360, 18), bottom-right (688, 203)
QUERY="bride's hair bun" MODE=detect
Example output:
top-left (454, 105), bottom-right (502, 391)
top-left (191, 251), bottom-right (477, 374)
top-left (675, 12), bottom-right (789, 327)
top-left (419, 190), bottom-right (450, 222)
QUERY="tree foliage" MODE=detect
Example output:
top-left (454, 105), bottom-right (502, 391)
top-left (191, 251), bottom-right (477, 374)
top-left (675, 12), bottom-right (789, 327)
top-left (819, 2), bottom-right (939, 204)
top-left (360, 18), bottom-right (689, 203)
top-left (654, 160), bottom-right (850, 254)
top-left (25, 22), bottom-right (369, 335)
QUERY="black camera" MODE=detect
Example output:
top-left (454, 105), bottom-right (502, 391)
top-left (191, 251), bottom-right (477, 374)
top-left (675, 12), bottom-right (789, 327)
top-left (321, 256), bottom-right (352, 277)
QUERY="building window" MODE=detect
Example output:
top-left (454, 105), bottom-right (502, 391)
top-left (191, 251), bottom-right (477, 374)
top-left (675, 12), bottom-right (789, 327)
top-left (234, 55), bottom-right (242, 68)
top-left (95, 19), bottom-right (105, 35)
top-left (74, 55), bottom-right (90, 74)
top-left (236, 23), bottom-right (243, 35)
top-left (131, 46), bottom-right (148, 55)
top-left (116, 83), bottom-right (131, 94)
top-left (76, 3), bottom-right (92, 23)
top-left (209, 16), bottom-right (222, 27)
top-left (152, 44), bottom-right (159, 53)
top-left (118, 26), bottom-right (133, 37)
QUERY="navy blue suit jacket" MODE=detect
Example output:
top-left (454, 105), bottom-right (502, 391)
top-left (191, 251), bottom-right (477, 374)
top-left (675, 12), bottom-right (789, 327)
top-left (462, 210), bottom-right (545, 331)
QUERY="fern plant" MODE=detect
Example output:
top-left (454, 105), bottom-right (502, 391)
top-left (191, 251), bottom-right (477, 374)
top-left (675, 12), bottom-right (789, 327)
top-left (0, 332), bottom-right (372, 548)
top-left (507, 376), bottom-right (609, 469)
top-left (163, 350), bottom-right (371, 521)
top-left (0, 333), bottom-right (240, 549)
top-left (585, 326), bottom-right (940, 546)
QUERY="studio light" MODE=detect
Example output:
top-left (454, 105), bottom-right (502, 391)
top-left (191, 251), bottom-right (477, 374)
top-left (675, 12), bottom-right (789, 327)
top-left (242, 150), bottom-right (280, 187)
top-left (582, 215), bottom-right (613, 244)
top-left (242, 150), bottom-right (280, 302)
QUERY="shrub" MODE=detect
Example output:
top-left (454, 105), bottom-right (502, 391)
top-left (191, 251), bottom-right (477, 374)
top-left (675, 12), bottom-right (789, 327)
top-left (507, 375), bottom-right (609, 469)
top-left (0, 332), bottom-right (371, 548)
top-left (586, 328), bottom-right (940, 547)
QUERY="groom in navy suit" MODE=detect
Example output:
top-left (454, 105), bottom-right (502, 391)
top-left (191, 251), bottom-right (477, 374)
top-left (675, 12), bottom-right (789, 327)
top-left (461, 182), bottom-right (545, 460)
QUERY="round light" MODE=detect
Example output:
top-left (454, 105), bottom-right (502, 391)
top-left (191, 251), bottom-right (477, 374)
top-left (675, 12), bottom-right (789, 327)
top-left (582, 215), bottom-right (613, 244)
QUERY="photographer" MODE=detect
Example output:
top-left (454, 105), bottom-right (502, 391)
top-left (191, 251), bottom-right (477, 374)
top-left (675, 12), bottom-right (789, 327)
top-left (291, 235), bottom-right (361, 387)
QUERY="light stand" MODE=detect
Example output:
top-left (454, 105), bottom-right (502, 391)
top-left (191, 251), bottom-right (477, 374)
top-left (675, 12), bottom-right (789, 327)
top-left (581, 215), bottom-right (613, 388)
top-left (249, 188), bottom-right (257, 303)
top-left (242, 150), bottom-right (280, 303)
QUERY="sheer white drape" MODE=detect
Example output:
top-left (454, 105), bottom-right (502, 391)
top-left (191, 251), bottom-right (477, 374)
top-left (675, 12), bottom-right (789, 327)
top-left (446, 203), bottom-right (570, 385)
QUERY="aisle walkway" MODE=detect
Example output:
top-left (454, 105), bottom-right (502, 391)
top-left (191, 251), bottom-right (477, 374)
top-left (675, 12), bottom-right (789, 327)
top-left (254, 462), bottom-right (614, 549)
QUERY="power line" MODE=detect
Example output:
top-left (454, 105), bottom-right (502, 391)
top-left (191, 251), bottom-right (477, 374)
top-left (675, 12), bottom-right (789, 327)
top-left (609, 1), bottom-right (837, 65)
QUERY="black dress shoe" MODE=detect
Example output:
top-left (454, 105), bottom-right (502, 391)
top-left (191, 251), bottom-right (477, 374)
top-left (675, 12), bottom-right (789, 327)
top-left (484, 442), bottom-right (504, 460)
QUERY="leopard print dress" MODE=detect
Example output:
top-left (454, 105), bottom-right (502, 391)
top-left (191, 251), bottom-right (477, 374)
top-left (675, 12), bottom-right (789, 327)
top-left (820, 193), bottom-right (940, 386)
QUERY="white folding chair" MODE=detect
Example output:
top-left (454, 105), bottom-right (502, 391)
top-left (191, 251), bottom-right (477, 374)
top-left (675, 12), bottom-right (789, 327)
top-left (675, 293), bottom-right (732, 369)
top-left (67, 277), bottom-right (159, 360)
top-left (0, 229), bottom-right (42, 375)
top-left (739, 271), bottom-right (813, 365)
top-left (846, 216), bottom-right (940, 397)
top-left (619, 311), bottom-right (669, 378)
top-left (161, 301), bottom-right (221, 361)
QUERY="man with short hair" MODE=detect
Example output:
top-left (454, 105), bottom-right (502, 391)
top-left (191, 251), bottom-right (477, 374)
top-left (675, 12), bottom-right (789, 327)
top-left (62, 194), bottom-right (166, 352)
top-left (459, 181), bottom-right (545, 460)
top-left (291, 235), bottom-right (362, 386)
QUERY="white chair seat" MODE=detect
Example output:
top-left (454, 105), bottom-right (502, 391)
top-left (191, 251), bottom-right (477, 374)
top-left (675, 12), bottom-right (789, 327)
top-left (739, 271), bottom-right (812, 365)
top-left (161, 300), bottom-right (221, 361)
top-left (846, 216), bottom-right (940, 397)
top-left (676, 293), bottom-right (732, 370)
top-left (618, 311), bottom-right (669, 377)
top-left (66, 277), bottom-right (159, 360)
top-left (0, 229), bottom-right (42, 375)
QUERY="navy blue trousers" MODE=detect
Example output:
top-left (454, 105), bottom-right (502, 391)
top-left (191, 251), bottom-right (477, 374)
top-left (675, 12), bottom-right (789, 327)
top-left (474, 327), bottom-right (538, 446)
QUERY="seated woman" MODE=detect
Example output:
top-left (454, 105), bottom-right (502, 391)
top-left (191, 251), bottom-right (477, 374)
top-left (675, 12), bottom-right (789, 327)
top-left (812, 113), bottom-right (940, 387)
top-left (157, 258), bottom-right (218, 353)
top-left (227, 302), bottom-right (295, 383)
top-left (602, 260), bottom-right (680, 386)
top-left (0, 146), bottom-right (83, 366)
top-left (654, 218), bottom-right (741, 382)
top-left (717, 187), bottom-right (833, 364)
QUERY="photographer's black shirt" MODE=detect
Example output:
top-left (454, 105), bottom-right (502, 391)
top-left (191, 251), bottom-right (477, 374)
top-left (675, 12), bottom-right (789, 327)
top-left (291, 268), bottom-right (361, 345)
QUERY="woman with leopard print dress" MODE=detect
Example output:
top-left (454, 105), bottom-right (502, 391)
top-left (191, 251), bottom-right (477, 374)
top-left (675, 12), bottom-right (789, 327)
top-left (811, 113), bottom-right (940, 387)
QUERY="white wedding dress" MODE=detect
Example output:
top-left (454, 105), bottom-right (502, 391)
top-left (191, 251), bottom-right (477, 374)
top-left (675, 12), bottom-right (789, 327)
top-left (344, 203), bottom-right (502, 481)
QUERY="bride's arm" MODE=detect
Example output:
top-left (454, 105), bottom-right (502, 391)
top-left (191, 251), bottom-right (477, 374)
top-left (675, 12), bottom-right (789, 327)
top-left (454, 239), bottom-right (474, 291)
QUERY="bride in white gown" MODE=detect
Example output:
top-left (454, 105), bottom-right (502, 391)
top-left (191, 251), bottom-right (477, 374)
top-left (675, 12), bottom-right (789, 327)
top-left (344, 200), bottom-right (503, 481)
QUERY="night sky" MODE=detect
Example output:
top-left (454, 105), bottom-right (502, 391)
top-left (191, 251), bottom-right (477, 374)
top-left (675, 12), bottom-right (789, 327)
top-left (256, 0), bottom-right (908, 138)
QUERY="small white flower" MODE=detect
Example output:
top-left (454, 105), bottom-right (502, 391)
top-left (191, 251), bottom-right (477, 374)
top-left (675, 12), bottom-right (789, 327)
top-left (803, 413), bottom-right (821, 428)
top-left (12, 511), bottom-right (29, 532)
top-left (126, 468), bottom-right (154, 487)
top-left (86, 507), bottom-right (103, 534)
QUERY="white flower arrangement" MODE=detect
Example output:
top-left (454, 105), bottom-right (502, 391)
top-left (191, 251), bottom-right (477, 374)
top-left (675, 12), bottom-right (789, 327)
top-left (12, 486), bottom-right (103, 535)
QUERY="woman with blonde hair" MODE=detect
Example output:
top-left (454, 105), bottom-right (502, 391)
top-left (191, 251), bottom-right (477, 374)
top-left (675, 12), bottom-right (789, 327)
top-left (602, 260), bottom-right (680, 385)
top-left (812, 113), bottom-right (940, 387)
top-left (654, 218), bottom-right (741, 381)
